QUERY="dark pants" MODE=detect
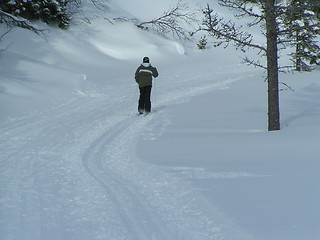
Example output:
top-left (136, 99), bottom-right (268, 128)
top-left (138, 86), bottom-right (152, 113)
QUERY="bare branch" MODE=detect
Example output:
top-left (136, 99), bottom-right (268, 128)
top-left (0, 27), bottom-right (11, 42)
top-left (134, 1), bottom-right (198, 40)
top-left (219, 0), bottom-right (264, 20)
top-left (279, 82), bottom-right (294, 92)
top-left (278, 65), bottom-right (295, 73)
top-left (0, 10), bottom-right (45, 36)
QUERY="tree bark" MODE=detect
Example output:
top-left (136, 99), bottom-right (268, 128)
top-left (265, 0), bottom-right (280, 131)
top-left (295, 32), bottom-right (302, 71)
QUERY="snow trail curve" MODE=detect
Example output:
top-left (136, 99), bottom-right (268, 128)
top-left (0, 62), bottom-right (258, 240)
top-left (82, 118), bottom-right (175, 240)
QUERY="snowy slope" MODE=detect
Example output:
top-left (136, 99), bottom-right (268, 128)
top-left (1, 0), bottom-right (320, 240)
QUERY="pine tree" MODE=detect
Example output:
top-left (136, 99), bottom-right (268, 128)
top-left (0, 0), bottom-right (71, 29)
top-left (201, 0), bottom-right (281, 131)
top-left (201, 0), bottom-right (320, 130)
top-left (280, 0), bottom-right (320, 71)
top-left (197, 36), bottom-right (208, 50)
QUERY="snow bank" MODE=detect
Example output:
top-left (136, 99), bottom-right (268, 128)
top-left (0, 10), bottom-right (185, 121)
top-left (1, 1), bottom-right (319, 240)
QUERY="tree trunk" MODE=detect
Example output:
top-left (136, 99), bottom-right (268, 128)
top-left (265, 0), bottom-right (280, 131)
top-left (295, 32), bottom-right (302, 71)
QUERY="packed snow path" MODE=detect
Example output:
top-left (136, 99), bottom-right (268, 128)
top-left (0, 63), bottom-right (256, 240)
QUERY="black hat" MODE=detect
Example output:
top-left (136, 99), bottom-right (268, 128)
top-left (143, 57), bottom-right (150, 63)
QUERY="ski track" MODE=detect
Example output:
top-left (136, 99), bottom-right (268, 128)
top-left (82, 119), bottom-right (175, 240)
top-left (0, 66), bottom-right (257, 240)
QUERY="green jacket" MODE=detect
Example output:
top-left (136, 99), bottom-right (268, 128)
top-left (135, 63), bottom-right (159, 88)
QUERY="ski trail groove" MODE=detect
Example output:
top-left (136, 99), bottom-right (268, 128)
top-left (82, 117), bottom-right (175, 240)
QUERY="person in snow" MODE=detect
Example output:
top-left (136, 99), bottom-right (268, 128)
top-left (135, 57), bottom-right (159, 114)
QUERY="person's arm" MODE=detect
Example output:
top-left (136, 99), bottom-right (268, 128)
top-left (152, 67), bottom-right (159, 78)
top-left (135, 68), bottom-right (140, 83)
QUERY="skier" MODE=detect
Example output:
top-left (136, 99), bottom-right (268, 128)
top-left (135, 56), bottom-right (159, 114)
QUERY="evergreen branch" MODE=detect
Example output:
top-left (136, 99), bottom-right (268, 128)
top-left (201, 4), bottom-right (266, 53)
top-left (242, 56), bottom-right (267, 69)
top-left (278, 22), bottom-right (320, 35)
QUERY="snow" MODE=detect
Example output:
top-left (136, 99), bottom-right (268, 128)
top-left (1, 1), bottom-right (320, 240)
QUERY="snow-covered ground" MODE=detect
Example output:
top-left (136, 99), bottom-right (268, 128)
top-left (1, 0), bottom-right (319, 239)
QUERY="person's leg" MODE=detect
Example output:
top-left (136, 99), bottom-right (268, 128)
top-left (138, 87), bottom-right (146, 113)
top-left (144, 86), bottom-right (152, 113)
